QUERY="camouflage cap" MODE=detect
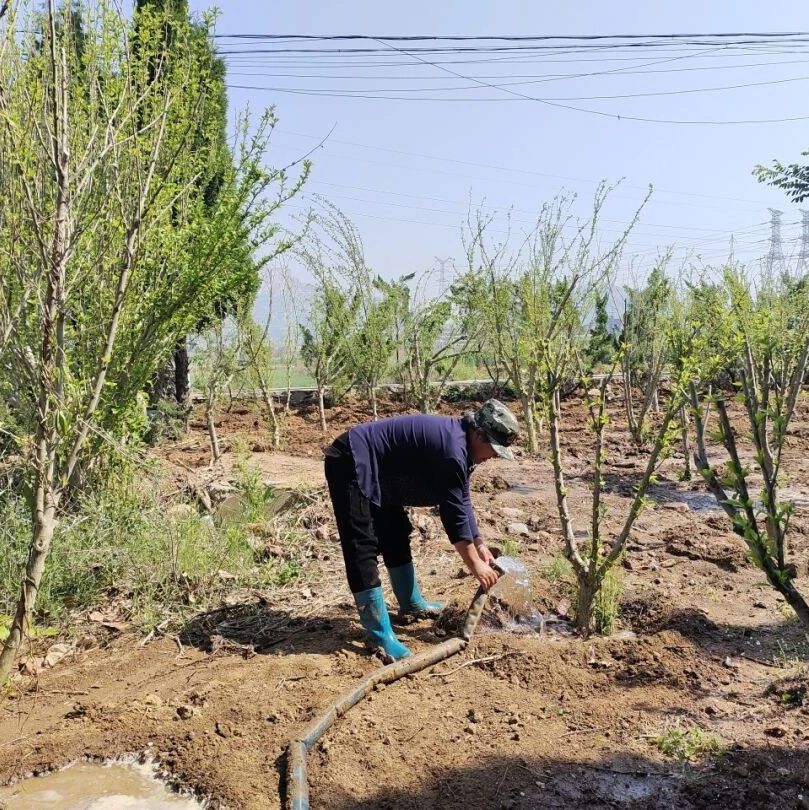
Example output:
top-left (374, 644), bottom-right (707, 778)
top-left (474, 399), bottom-right (520, 460)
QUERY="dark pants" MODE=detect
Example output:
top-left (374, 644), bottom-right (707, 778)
top-left (324, 433), bottom-right (413, 593)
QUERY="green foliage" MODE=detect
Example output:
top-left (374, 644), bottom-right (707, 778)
top-left (592, 563), bottom-right (622, 636)
top-left (585, 293), bottom-right (617, 369)
top-left (144, 398), bottom-right (187, 445)
top-left (298, 280), bottom-right (357, 408)
top-left (754, 148), bottom-right (809, 203)
top-left (501, 536), bottom-right (520, 558)
top-left (541, 554), bottom-right (574, 583)
top-left (0, 0), bottom-right (307, 485)
top-left (654, 723), bottom-right (724, 761)
top-left (0, 463), bottom-right (306, 630)
top-left (462, 184), bottom-right (647, 453)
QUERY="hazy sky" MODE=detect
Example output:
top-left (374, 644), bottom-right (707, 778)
top-left (188, 1), bottom-right (809, 307)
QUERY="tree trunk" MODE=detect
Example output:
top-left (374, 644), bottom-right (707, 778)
top-left (262, 391), bottom-right (281, 450)
top-left (206, 401), bottom-right (221, 464)
top-left (521, 395), bottom-right (538, 454)
top-left (575, 574), bottom-right (596, 637)
top-left (761, 554), bottom-right (809, 630)
top-left (0, 488), bottom-right (58, 681)
top-left (174, 336), bottom-right (190, 410)
top-left (622, 364), bottom-right (639, 444)
top-left (318, 387), bottom-right (327, 433)
top-left (370, 386), bottom-right (378, 420)
top-left (679, 405), bottom-right (691, 481)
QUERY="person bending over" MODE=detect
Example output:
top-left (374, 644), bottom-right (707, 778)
top-left (324, 398), bottom-right (519, 662)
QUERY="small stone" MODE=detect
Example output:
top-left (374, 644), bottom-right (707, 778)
top-left (465, 724), bottom-right (477, 735)
top-left (215, 721), bottom-right (231, 738)
top-left (176, 705), bottom-right (195, 720)
top-left (765, 726), bottom-right (787, 738)
top-left (662, 501), bottom-right (689, 512)
top-left (75, 634), bottom-right (97, 651)
top-left (753, 600), bottom-right (767, 609)
top-left (506, 522), bottom-right (530, 537)
top-left (43, 643), bottom-right (73, 668)
top-left (500, 507), bottom-right (526, 519)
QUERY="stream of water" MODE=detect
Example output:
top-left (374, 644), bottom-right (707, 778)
top-left (486, 555), bottom-right (553, 636)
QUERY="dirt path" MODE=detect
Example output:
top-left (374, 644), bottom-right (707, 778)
top-left (2, 396), bottom-right (809, 808)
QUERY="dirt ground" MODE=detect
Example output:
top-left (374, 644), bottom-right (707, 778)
top-left (2, 392), bottom-right (809, 809)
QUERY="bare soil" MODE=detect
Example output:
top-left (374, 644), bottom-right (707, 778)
top-left (2, 393), bottom-right (809, 809)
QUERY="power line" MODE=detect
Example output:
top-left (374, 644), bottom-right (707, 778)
top-left (274, 129), bottom-right (775, 208)
top-left (227, 72), bottom-right (809, 100)
top-left (302, 187), bottom-right (771, 242)
top-left (215, 33), bottom-right (809, 42)
top-left (306, 179), bottom-right (762, 231)
top-left (223, 56), bottom-right (809, 81)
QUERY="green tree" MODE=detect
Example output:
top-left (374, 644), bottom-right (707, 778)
top-left (299, 201), bottom-right (395, 420)
top-left (465, 185), bottom-right (648, 453)
top-left (133, 0), bottom-right (262, 411)
top-left (298, 283), bottom-right (358, 432)
top-left (689, 268), bottom-right (809, 629)
top-left (584, 293), bottom-right (616, 369)
top-left (620, 261), bottom-right (673, 447)
top-left (0, 0), bottom-right (305, 680)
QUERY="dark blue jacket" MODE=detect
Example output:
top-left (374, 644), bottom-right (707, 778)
top-left (348, 414), bottom-right (480, 543)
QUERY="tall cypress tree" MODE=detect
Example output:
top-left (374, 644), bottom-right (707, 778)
top-left (134, 0), bottom-right (260, 408)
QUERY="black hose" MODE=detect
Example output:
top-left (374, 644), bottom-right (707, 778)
top-left (285, 587), bottom-right (489, 810)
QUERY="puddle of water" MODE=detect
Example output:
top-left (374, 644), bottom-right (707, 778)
top-left (647, 485), bottom-right (721, 513)
top-left (651, 483), bottom-right (809, 514)
top-left (0, 761), bottom-right (204, 809)
top-left (508, 482), bottom-right (540, 495)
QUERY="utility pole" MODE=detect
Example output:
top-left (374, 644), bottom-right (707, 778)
top-left (766, 208), bottom-right (784, 274)
top-left (434, 256), bottom-right (454, 291)
top-left (799, 210), bottom-right (809, 271)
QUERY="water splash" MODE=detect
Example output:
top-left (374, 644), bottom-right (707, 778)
top-left (486, 555), bottom-right (547, 635)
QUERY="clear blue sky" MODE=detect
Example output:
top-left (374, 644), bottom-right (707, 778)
top-left (189, 0), bottom-right (809, 299)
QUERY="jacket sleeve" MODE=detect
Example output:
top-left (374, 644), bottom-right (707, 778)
top-left (438, 461), bottom-right (477, 543)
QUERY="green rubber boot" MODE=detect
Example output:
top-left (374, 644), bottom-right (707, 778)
top-left (354, 587), bottom-right (412, 662)
top-left (388, 562), bottom-right (445, 618)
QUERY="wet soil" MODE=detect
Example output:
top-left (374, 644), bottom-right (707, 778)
top-left (2, 393), bottom-right (809, 809)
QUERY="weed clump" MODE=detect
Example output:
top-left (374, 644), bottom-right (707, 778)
top-left (654, 721), bottom-right (724, 761)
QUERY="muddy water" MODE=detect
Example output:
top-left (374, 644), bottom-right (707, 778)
top-left (0, 761), bottom-right (204, 809)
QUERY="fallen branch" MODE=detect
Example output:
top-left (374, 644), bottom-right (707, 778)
top-left (423, 650), bottom-right (524, 678)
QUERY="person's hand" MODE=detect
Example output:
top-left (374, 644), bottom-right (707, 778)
top-left (469, 556), bottom-right (498, 591)
top-left (475, 542), bottom-right (496, 566)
